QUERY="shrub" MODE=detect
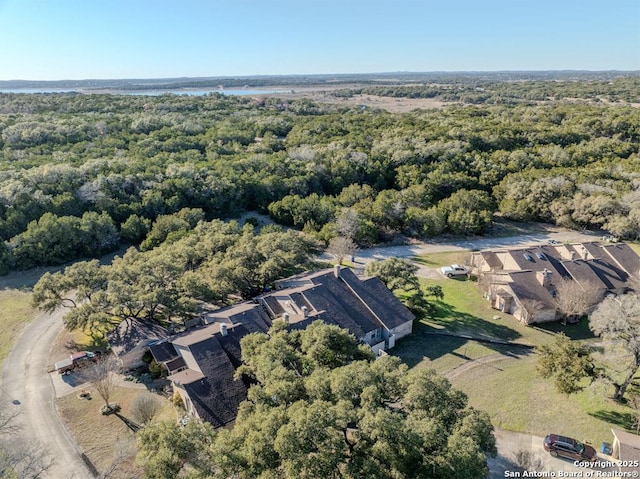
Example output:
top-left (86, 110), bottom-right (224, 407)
top-left (148, 360), bottom-right (162, 379)
top-left (141, 350), bottom-right (153, 364)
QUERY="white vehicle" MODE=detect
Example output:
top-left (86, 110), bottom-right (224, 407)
top-left (440, 264), bottom-right (468, 278)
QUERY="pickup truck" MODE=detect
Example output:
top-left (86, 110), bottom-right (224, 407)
top-left (55, 351), bottom-right (99, 374)
top-left (440, 264), bottom-right (468, 278)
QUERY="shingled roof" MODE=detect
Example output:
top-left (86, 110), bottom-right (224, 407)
top-left (474, 241), bottom-right (640, 324)
top-left (107, 319), bottom-right (170, 362)
top-left (169, 324), bottom-right (251, 428)
top-left (159, 267), bottom-right (415, 428)
top-left (261, 266), bottom-right (415, 337)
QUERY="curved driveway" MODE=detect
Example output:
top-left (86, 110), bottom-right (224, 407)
top-left (1, 306), bottom-right (93, 479)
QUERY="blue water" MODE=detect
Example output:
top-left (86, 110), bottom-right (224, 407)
top-left (0, 88), bottom-right (283, 96)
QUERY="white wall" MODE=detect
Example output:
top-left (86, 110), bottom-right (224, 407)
top-left (390, 321), bottom-right (413, 341)
top-left (174, 344), bottom-right (201, 373)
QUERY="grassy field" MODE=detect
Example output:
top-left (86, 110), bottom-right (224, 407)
top-left (453, 355), bottom-right (633, 447)
top-left (390, 272), bottom-right (636, 446)
top-left (57, 385), bottom-right (175, 476)
top-left (413, 250), bottom-right (470, 268)
top-left (0, 289), bottom-right (34, 366)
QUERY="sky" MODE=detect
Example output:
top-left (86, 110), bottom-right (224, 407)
top-left (0, 0), bottom-right (638, 81)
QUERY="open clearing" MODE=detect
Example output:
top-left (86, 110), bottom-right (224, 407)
top-left (391, 272), bottom-right (637, 449)
top-left (0, 289), bottom-right (34, 366)
top-left (57, 385), bottom-right (175, 477)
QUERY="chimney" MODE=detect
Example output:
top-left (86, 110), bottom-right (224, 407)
top-left (282, 312), bottom-right (290, 324)
top-left (219, 323), bottom-right (228, 337)
top-left (301, 305), bottom-right (308, 317)
top-left (582, 247), bottom-right (588, 261)
top-left (334, 264), bottom-right (341, 278)
top-left (570, 251), bottom-right (576, 261)
top-left (536, 268), bottom-right (552, 288)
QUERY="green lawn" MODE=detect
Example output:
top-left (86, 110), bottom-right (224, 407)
top-left (0, 289), bottom-right (34, 366)
top-left (416, 277), bottom-right (578, 346)
top-left (391, 272), bottom-right (636, 443)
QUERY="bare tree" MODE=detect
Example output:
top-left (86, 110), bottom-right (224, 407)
top-left (590, 293), bottom-right (640, 401)
top-left (0, 400), bottom-right (53, 479)
top-left (130, 392), bottom-right (162, 425)
top-left (81, 355), bottom-right (120, 409)
top-left (0, 440), bottom-right (54, 479)
top-left (518, 298), bottom-right (546, 325)
top-left (99, 437), bottom-right (139, 479)
top-left (0, 406), bottom-right (21, 435)
top-left (628, 393), bottom-right (640, 435)
top-left (554, 278), bottom-right (604, 321)
top-left (334, 208), bottom-right (360, 240)
top-left (327, 236), bottom-right (357, 265)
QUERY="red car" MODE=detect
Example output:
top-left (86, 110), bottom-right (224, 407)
top-left (543, 434), bottom-right (597, 462)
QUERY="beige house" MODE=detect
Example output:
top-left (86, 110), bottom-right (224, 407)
top-left (472, 242), bottom-right (639, 324)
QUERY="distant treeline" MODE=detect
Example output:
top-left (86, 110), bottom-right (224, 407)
top-left (0, 79), bottom-right (639, 274)
top-left (332, 77), bottom-right (640, 104)
top-left (1, 70), bottom-right (637, 91)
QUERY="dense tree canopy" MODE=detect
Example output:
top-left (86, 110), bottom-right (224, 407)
top-left (1, 80), bottom-right (639, 272)
top-left (32, 220), bottom-right (318, 335)
top-left (136, 322), bottom-right (496, 479)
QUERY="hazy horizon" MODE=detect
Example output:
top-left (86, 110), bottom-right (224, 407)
top-left (2, 69), bottom-right (639, 85)
top-left (0, 0), bottom-right (638, 81)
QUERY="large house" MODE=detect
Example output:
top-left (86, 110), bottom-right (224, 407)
top-left (149, 265), bottom-right (415, 427)
top-left (471, 242), bottom-right (640, 324)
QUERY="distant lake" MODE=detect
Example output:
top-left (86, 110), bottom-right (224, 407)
top-left (0, 88), bottom-right (283, 96)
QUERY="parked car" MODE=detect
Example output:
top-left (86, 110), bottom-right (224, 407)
top-left (547, 239), bottom-right (560, 245)
top-left (440, 264), bottom-right (468, 278)
top-left (543, 434), bottom-right (597, 461)
top-left (55, 351), bottom-right (99, 374)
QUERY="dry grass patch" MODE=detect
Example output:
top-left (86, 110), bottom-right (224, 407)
top-left (0, 289), bottom-right (34, 365)
top-left (414, 251), bottom-right (470, 268)
top-left (57, 385), bottom-right (175, 477)
top-left (451, 355), bottom-right (634, 447)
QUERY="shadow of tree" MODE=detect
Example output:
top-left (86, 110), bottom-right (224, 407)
top-left (114, 412), bottom-right (141, 433)
top-left (390, 321), bottom-right (532, 368)
top-left (534, 318), bottom-right (596, 341)
top-left (425, 301), bottom-right (521, 342)
top-left (589, 409), bottom-right (635, 430)
top-left (64, 336), bottom-right (108, 352)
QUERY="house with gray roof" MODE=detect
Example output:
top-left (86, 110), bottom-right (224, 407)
top-left (149, 265), bottom-right (415, 427)
top-left (258, 265), bottom-right (414, 353)
top-left (107, 318), bottom-right (170, 369)
top-left (472, 242), bottom-right (639, 324)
